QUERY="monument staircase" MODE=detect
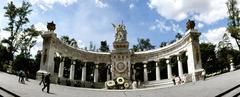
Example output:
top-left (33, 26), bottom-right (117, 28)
top-left (142, 79), bottom-right (174, 88)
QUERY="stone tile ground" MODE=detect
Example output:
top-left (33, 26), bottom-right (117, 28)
top-left (0, 70), bottom-right (240, 97)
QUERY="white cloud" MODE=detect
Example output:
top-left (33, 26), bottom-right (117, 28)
top-left (203, 27), bottom-right (226, 44)
top-left (30, 0), bottom-right (77, 11)
top-left (65, 1), bottom-right (118, 49)
top-left (0, 29), bottom-right (10, 41)
top-left (202, 27), bottom-right (238, 50)
top-left (150, 19), bottom-right (183, 34)
top-left (77, 40), bottom-right (86, 48)
top-left (30, 36), bottom-right (43, 57)
top-left (150, 19), bottom-right (171, 32)
top-left (129, 3), bottom-right (135, 9)
top-left (172, 23), bottom-right (183, 34)
top-left (197, 23), bottom-right (204, 28)
top-left (95, 0), bottom-right (108, 8)
top-left (148, 0), bottom-right (228, 24)
top-left (35, 22), bottom-right (47, 31)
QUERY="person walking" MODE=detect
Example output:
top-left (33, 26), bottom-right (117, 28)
top-left (39, 73), bottom-right (45, 85)
top-left (42, 73), bottom-right (51, 93)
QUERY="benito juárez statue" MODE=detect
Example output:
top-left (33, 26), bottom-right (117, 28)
top-left (112, 23), bottom-right (127, 42)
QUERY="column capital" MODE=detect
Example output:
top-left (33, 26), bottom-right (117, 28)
top-left (155, 62), bottom-right (159, 67)
top-left (72, 60), bottom-right (76, 65)
top-left (166, 59), bottom-right (170, 64)
top-left (177, 55), bottom-right (181, 61)
top-left (144, 64), bottom-right (147, 68)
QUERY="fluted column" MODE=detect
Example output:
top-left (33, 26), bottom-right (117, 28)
top-left (58, 57), bottom-right (65, 78)
top-left (143, 63), bottom-right (148, 82)
top-left (166, 59), bottom-right (172, 79)
top-left (81, 62), bottom-right (86, 81)
top-left (155, 62), bottom-right (160, 81)
top-left (69, 60), bottom-right (76, 80)
top-left (94, 64), bottom-right (99, 82)
top-left (177, 55), bottom-right (184, 77)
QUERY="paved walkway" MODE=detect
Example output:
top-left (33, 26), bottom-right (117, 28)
top-left (0, 70), bottom-right (240, 97)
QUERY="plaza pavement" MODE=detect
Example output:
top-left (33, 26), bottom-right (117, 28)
top-left (0, 70), bottom-right (240, 97)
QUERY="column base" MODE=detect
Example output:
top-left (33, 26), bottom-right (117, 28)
top-left (230, 63), bottom-right (235, 71)
top-left (192, 69), bottom-right (204, 82)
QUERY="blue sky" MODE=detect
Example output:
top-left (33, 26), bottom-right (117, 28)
top-left (0, 0), bottom-right (238, 56)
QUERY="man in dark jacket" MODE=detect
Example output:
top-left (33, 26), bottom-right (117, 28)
top-left (39, 73), bottom-right (45, 85)
top-left (42, 73), bottom-right (50, 93)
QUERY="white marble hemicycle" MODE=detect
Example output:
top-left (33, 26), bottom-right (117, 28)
top-left (37, 26), bottom-right (203, 85)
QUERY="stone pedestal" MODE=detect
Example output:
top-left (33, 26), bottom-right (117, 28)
top-left (37, 31), bottom-right (56, 81)
top-left (230, 60), bottom-right (235, 71)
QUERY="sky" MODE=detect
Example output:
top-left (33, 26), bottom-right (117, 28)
top-left (0, 0), bottom-right (239, 56)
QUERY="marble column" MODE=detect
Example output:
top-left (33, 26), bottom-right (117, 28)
top-left (166, 59), bottom-right (172, 79)
top-left (155, 62), bottom-right (160, 81)
top-left (81, 63), bottom-right (86, 81)
top-left (58, 57), bottom-right (65, 78)
top-left (132, 64), bottom-right (136, 81)
top-left (107, 65), bottom-right (110, 81)
top-left (94, 64), bottom-right (99, 82)
top-left (177, 55), bottom-right (184, 77)
top-left (143, 63), bottom-right (148, 82)
top-left (69, 60), bottom-right (75, 80)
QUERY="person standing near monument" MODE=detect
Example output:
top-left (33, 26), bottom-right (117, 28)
top-left (42, 73), bottom-right (51, 93)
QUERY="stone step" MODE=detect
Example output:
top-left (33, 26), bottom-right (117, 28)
top-left (142, 79), bottom-right (174, 88)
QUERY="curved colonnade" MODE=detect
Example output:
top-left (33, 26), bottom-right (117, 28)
top-left (37, 29), bottom-right (203, 89)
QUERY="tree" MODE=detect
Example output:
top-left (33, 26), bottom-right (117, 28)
top-left (159, 42), bottom-right (167, 48)
top-left (132, 38), bottom-right (155, 52)
top-left (200, 43), bottom-right (218, 74)
top-left (175, 33), bottom-right (182, 40)
top-left (218, 33), bottom-right (233, 50)
top-left (60, 35), bottom-right (78, 48)
top-left (226, 0), bottom-right (240, 50)
top-left (89, 41), bottom-right (96, 51)
top-left (2, 1), bottom-right (40, 72)
top-left (99, 40), bottom-right (109, 52)
top-left (0, 43), bottom-right (10, 71)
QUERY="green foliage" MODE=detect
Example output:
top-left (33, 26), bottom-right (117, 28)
top-left (89, 41), bottom-right (96, 51)
top-left (226, 0), bottom-right (240, 50)
top-left (175, 33), bottom-right (182, 39)
top-left (159, 42), bottom-right (167, 48)
top-left (0, 43), bottom-right (10, 71)
top-left (132, 38), bottom-right (155, 52)
top-left (200, 43), bottom-right (218, 74)
top-left (60, 36), bottom-right (78, 48)
top-left (99, 40), bottom-right (109, 52)
top-left (3, 1), bottom-right (34, 55)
